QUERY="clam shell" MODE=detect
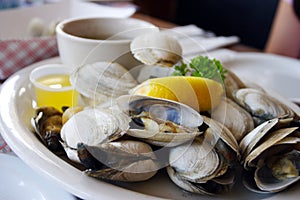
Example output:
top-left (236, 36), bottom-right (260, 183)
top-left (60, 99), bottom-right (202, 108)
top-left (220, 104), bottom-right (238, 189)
top-left (224, 69), bottom-right (246, 100)
top-left (80, 140), bottom-right (159, 182)
top-left (233, 88), bottom-right (295, 123)
top-left (244, 127), bottom-right (299, 168)
top-left (239, 118), bottom-right (279, 159)
top-left (130, 32), bottom-right (182, 67)
top-left (168, 138), bottom-right (220, 182)
top-left (202, 115), bottom-right (240, 159)
top-left (117, 95), bottom-right (203, 128)
top-left (70, 62), bottom-right (137, 105)
top-left (167, 136), bottom-right (237, 195)
top-left (212, 97), bottom-right (254, 142)
top-left (61, 108), bottom-right (130, 149)
top-left (117, 95), bottom-right (203, 146)
top-left (166, 166), bottom-right (231, 195)
top-left (85, 160), bottom-right (158, 182)
top-left (253, 150), bottom-right (300, 193)
top-left (127, 128), bottom-right (202, 147)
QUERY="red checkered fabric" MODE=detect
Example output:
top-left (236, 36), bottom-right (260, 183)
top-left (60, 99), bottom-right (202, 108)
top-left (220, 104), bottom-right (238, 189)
top-left (0, 36), bottom-right (59, 80)
top-left (0, 137), bottom-right (12, 154)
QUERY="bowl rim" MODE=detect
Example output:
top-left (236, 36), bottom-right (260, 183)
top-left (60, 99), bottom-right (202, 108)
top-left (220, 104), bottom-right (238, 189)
top-left (55, 17), bottom-right (159, 44)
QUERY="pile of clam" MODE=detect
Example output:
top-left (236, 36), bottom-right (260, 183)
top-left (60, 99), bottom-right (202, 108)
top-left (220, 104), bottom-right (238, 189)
top-left (31, 32), bottom-right (300, 195)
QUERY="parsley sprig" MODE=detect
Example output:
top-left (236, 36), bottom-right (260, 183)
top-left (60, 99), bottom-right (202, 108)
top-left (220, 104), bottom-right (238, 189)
top-left (172, 56), bottom-right (227, 82)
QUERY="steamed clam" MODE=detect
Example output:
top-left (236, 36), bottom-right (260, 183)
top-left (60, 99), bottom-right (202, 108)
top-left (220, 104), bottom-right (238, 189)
top-left (61, 106), bottom-right (84, 124)
top-left (70, 61), bottom-right (138, 106)
top-left (240, 117), bottom-right (300, 193)
top-left (130, 32), bottom-right (182, 67)
top-left (233, 88), bottom-right (295, 125)
top-left (77, 140), bottom-right (159, 182)
top-left (167, 116), bottom-right (240, 195)
top-left (212, 97), bottom-right (254, 142)
top-left (60, 106), bottom-right (160, 182)
top-left (60, 107), bottom-right (131, 162)
top-left (117, 95), bottom-right (204, 147)
top-left (224, 69), bottom-right (247, 100)
top-left (31, 106), bottom-right (65, 155)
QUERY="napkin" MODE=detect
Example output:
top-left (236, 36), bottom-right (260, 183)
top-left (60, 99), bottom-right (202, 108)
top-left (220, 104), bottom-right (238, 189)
top-left (162, 24), bottom-right (240, 59)
top-left (179, 35), bottom-right (239, 56)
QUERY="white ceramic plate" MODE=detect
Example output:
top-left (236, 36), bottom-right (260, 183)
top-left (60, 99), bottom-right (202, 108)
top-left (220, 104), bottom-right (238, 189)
top-left (223, 52), bottom-right (300, 104)
top-left (0, 153), bottom-right (75, 200)
top-left (0, 56), bottom-right (300, 200)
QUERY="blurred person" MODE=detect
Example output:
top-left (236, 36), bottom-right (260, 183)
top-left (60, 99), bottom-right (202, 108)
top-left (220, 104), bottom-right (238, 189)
top-left (265, 0), bottom-right (300, 58)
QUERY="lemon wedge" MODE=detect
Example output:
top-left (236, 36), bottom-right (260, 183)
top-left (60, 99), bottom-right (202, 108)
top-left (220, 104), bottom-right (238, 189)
top-left (131, 76), bottom-right (224, 111)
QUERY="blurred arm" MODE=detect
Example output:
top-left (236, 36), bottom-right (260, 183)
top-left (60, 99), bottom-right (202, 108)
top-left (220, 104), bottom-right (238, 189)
top-left (265, 0), bottom-right (300, 58)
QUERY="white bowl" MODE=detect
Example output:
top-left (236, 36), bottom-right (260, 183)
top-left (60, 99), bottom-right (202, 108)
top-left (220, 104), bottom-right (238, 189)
top-left (56, 17), bottom-right (159, 70)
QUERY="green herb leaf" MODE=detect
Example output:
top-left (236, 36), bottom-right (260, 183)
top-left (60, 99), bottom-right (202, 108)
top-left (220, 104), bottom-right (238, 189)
top-left (172, 55), bottom-right (227, 82)
top-left (172, 62), bottom-right (189, 76)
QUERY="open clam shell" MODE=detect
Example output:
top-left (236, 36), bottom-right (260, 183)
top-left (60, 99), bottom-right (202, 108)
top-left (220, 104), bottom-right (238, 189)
top-left (116, 95), bottom-right (203, 146)
top-left (130, 32), bottom-right (182, 67)
top-left (239, 118), bottom-right (279, 160)
top-left (233, 88), bottom-right (295, 125)
top-left (253, 150), bottom-right (300, 193)
top-left (117, 95), bottom-right (203, 128)
top-left (240, 116), bottom-right (300, 193)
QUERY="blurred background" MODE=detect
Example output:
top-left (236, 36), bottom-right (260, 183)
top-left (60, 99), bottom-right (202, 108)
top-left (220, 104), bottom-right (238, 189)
top-left (0, 0), bottom-right (280, 50)
top-left (133, 0), bottom-right (279, 50)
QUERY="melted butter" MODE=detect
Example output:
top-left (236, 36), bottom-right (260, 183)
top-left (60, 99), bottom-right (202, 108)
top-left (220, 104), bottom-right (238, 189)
top-left (35, 74), bottom-right (78, 111)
